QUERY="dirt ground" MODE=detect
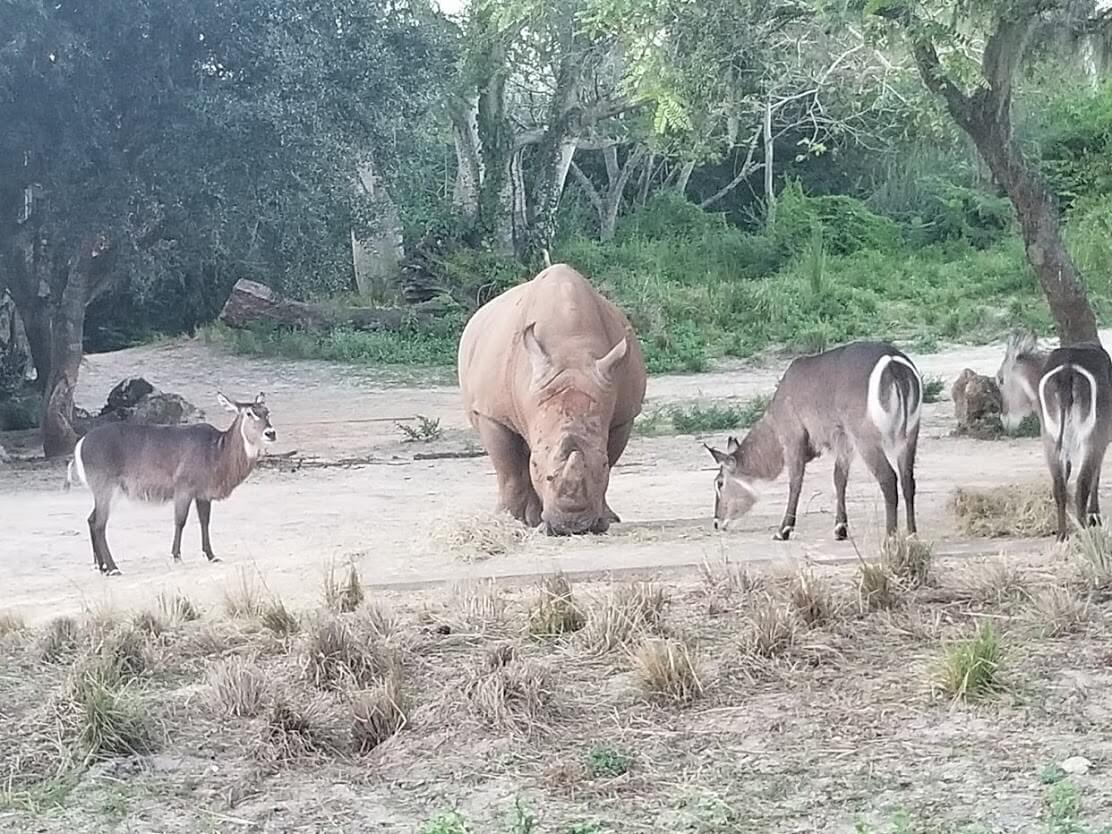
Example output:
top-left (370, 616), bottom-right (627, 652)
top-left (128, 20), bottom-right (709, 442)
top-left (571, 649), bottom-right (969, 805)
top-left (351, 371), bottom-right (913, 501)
top-left (1, 332), bottom-right (1098, 625)
top-left (2, 333), bottom-right (1112, 834)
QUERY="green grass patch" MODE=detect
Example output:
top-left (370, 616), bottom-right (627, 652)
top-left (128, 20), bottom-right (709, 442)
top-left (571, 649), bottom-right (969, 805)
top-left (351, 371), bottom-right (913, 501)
top-left (637, 395), bottom-right (769, 436)
top-left (935, 622), bottom-right (1003, 702)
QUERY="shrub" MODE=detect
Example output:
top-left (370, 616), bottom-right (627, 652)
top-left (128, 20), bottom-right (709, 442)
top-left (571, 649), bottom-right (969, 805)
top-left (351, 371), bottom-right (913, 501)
top-left (936, 622), bottom-right (1003, 702)
top-left (633, 638), bottom-right (703, 703)
top-left (528, 573), bottom-right (586, 637)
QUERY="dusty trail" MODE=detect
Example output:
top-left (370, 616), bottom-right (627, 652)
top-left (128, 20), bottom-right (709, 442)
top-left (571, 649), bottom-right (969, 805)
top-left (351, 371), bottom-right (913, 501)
top-left (3, 331), bottom-right (1097, 624)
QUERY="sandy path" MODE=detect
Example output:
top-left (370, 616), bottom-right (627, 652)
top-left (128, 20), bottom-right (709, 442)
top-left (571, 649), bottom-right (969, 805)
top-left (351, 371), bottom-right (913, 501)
top-left (4, 331), bottom-right (1099, 625)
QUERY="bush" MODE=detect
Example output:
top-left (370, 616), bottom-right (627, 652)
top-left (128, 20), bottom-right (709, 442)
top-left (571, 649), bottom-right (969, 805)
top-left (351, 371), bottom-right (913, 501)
top-left (772, 179), bottom-right (903, 256)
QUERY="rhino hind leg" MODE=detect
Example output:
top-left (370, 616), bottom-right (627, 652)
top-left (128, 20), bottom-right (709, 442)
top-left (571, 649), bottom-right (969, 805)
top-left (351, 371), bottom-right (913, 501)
top-left (475, 415), bottom-right (540, 525)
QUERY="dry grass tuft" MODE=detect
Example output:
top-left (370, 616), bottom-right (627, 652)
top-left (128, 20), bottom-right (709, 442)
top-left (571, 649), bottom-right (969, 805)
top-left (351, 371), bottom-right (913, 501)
top-left (739, 595), bottom-right (798, 658)
top-left (857, 561), bottom-right (899, 611)
top-left (299, 615), bottom-right (392, 691)
top-left (528, 573), bottom-right (586, 637)
top-left (449, 580), bottom-right (507, 630)
top-left (157, 592), bottom-right (200, 624)
top-left (430, 511), bottom-right (535, 560)
top-left (464, 656), bottom-right (553, 729)
top-left (38, 616), bottom-right (81, 663)
top-left (323, 562), bottom-right (365, 613)
top-left (356, 601), bottom-right (396, 640)
top-left (0, 611), bottom-right (26, 637)
top-left (207, 654), bottom-right (270, 717)
top-left (788, 570), bottom-right (840, 627)
top-left (881, 534), bottom-right (934, 588)
top-left (131, 610), bottom-right (165, 638)
top-left (93, 626), bottom-right (151, 682)
top-left (351, 668), bottom-right (407, 753)
top-left (964, 558), bottom-right (1029, 604)
top-left (700, 557), bottom-right (764, 596)
top-left (949, 484), bottom-right (1057, 538)
top-left (258, 694), bottom-right (339, 762)
top-left (1029, 585), bottom-right (1091, 637)
top-left (580, 582), bottom-right (667, 654)
top-left (935, 621), bottom-right (1003, 702)
top-left (1069, 523), bottom-right (1112, 588)
top-left (260, 597), bottom-right (300, 637)
top-left (224, 568), bottom-right (265, 619)
top-left (633, 637), bottom-right (703, 703)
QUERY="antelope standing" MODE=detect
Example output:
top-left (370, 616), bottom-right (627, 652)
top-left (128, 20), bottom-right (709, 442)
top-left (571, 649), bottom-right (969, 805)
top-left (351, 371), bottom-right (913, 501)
top-left (706, 341), bottom-right (922, 540)
top-left (66, 392), bottom-right (276, 575)
top-left (1000, 334), bottom-right (1112, 540)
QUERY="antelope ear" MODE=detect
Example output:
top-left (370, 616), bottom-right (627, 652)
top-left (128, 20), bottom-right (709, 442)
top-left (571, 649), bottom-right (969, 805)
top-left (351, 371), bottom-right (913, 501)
top-left (726, 436), bottom-right (740, 454)
top-left (216, 392), bottom-right (238, 413)
top-left (704, 442), bottom-right (730, 465)
top-left (523, 322), bottom-right (552, 388)
top-left (254, 392), bottom-right (266, 405)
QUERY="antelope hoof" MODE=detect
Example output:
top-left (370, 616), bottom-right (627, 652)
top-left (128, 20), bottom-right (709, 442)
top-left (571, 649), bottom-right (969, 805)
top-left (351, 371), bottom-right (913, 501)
top-left (102, 567), bottom-right (121, 577)
top-left (172, 554), bottom-right (182, 563)
top-left (1087, 513), bottom-right (1102, 528)
top-left (206, 554), bottom-right (221, 564)
top-left (833, 522), bottom-right (848, 541)
top-left (773, 526), bottom-right (794, 542)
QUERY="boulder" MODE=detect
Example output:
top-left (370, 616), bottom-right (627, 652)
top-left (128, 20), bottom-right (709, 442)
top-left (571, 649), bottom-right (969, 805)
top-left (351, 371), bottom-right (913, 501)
top-left (103, 377), bottom-right (156, 415)
top-left (96, 379), bottom-right (203, 428)
top-left (126, 393), bottom-right (202, 426)
top-left (952, 368), bottom-right (1002, 426)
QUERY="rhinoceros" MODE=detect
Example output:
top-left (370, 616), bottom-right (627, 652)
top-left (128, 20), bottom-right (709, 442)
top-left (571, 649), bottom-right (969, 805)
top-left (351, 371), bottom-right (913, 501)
top-left (458, 263), bottom-right (647, 535)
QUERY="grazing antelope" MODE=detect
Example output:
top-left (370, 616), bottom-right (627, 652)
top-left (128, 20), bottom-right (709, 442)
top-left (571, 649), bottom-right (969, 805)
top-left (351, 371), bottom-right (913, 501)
top-left (705, 341), bottom-right (922, 540)
top-left (995, 331), bottom-right (1047, 432)
top-left (66, 392), bottom-right (276, 575)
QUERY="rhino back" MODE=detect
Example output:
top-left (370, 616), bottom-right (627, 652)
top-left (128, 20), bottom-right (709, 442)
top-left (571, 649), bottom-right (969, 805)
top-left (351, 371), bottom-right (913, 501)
top-left (458, 265), bottom-right (645, 430)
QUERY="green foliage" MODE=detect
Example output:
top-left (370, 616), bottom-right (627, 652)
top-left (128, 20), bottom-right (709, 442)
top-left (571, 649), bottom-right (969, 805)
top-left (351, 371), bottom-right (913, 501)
top-left (208, 320), bottom-right (463, 369)
top-left (638, 397), bottom-right (769, 436)
top-left (936, 622), bottom-right (1003, 703)
top-left (921, 377), bottom-right (945, 404)
top-left (587, 745), bottom-right (632, 778)
top-left (773, 180), bottom-right (903, 257)
top-left (1028, 80), bottom-right (1112, 210)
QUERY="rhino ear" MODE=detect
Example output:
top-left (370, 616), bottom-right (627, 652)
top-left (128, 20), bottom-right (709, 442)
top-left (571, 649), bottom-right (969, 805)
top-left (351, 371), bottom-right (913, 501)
top-left (596, 337), bottom-right (628, 384)
top-left (523, 322), bottom-right (552, 388)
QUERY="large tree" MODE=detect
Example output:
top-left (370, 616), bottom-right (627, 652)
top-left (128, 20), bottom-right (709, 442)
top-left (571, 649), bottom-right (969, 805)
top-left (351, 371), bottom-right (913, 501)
top-left (865, 0), bottom-right (1104, 344)
top-left (0, 0), bottom-right (449, 457)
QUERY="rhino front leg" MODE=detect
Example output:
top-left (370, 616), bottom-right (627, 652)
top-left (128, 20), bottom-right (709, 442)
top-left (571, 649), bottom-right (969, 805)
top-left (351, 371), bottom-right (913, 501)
top-left (603, 419), bottom-right (635, 525)
top-left (475, 415), bottom-right (541, 525)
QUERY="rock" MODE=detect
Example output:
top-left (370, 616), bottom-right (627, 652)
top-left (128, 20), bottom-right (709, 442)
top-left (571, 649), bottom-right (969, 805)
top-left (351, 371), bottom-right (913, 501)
top-left (103, 377), bottom-right (156, 415)
top-left (952, 368), bottom-right (1003, 426)
top-left (126, 393), bottom-right (203, 426)
top-left (1060, 756), bottom-right (1092, 776)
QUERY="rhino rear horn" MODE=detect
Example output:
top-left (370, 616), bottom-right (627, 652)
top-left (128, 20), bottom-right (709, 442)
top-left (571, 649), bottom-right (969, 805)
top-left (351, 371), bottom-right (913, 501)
top-left (596, 337), bottom-right (629, 384)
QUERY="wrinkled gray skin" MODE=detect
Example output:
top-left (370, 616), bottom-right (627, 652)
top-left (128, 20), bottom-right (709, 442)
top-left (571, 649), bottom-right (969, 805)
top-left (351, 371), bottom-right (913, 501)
top-left (996, 331), bottom-right (1045, 432)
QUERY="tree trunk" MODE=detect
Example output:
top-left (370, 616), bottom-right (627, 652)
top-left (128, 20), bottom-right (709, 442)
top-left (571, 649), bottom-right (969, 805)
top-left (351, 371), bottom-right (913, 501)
top-left (908, 24), bottom-right (1099, 346)
top-left (763, 96), bottom-right (775, 224)
top-left (964, 105), bottom-right (1097, 344)
top-left (41, 240), bottom-right (106, 458)
top-left (351, 159), bottom-right (404, 303)
top-left (450, 97), bottom-right (483, 221)
top-left (3, 229), bottom-right (53, 389)
top-left (523, 136), bottom-right (578, 258)
top-left (674, 160), bottom-right (696, 197)
top-left (477, 56), bottom-right (516, 256)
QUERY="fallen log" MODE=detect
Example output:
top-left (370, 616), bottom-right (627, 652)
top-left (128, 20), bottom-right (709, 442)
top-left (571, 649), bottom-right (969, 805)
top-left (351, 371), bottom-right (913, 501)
top-left (218, 279), bottom-right (449, 332)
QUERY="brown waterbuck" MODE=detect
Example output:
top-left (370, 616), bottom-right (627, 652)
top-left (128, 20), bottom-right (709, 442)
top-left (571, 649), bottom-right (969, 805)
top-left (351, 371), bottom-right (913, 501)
top-left (65, 392), bottom-right (276, 575)
top-left (999, 335), bottom-right (1112, 540)
top-left (705, 341), bottom-right (922, 540)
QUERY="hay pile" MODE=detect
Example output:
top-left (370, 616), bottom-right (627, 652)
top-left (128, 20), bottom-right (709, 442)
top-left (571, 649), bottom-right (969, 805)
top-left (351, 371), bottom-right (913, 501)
top-left (949, 483), bottom-right (1058, 538)
top-left (429, 511), bottom-right (536, 560)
